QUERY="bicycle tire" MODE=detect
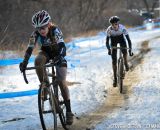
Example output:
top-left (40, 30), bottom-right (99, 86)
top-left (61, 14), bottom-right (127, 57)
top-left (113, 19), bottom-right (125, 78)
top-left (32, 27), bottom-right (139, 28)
top-left (38, 84), bottom-right (57, 130)
top-left (59, 111), bottom-right (68, 130)
top-left (118, 59), bottom-right (124, 93)
top-left (55, 86), bottom-right (68, 130)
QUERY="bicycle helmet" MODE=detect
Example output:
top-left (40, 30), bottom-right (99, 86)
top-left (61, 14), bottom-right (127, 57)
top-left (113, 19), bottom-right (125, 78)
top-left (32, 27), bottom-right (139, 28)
top-left (109, 16), bottom-right (120, 24)
top-left (32, 10), bottom-right (51, 28)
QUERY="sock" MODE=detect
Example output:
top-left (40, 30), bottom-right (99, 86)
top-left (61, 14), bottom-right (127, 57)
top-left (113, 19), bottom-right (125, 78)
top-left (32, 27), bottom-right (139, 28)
top-left (65, 100), bottom-right (71, 112)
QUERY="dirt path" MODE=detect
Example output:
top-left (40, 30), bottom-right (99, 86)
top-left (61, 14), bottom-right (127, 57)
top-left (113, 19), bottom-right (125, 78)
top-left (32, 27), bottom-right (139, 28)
top-left (58, 40), bottom-right (151, 130)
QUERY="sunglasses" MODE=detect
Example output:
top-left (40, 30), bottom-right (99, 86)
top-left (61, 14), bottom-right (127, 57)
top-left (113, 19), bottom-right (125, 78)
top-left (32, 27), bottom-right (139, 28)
top-left (112, 23), bottom-right (118, 26)
top-left (37, 25), bottom-right (48, 31)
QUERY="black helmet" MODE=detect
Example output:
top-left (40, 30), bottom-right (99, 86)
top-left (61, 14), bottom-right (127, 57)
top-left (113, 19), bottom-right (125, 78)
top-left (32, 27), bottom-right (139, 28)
top-left (109, 16), bottom-right (120, 24)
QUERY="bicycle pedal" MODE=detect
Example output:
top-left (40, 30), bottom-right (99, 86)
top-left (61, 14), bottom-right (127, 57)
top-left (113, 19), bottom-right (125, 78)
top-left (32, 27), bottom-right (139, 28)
top-left (43, 110), bottom-right (52, 114)
top-left (59, 101), bottom-right (65, 105)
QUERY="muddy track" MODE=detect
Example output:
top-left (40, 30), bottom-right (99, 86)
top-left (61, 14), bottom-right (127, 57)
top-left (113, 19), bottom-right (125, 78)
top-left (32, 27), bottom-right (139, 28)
top-left (59, 40), bottom-right (151, 130)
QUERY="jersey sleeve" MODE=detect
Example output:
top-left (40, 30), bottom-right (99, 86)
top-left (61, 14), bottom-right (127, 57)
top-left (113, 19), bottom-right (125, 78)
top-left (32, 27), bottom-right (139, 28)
top-left (23, 31), bottom-right (38, 62)
top-left (121, 25), bottom-right (128, 35)
top-left (52, 27), bottom-right (66, 57)
top-left (27, 31), bottom-right (38, 48)
top-left (54, 27), bottom-right (64, 43)
top-left (106, 26), bottom-right (111, 37)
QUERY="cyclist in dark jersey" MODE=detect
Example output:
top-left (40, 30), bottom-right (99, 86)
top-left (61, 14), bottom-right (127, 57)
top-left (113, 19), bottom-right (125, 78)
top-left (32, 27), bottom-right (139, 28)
top-left (105, 16), bottom-right (133, 87)
top-left (19, 10), bottom-right (73, 125)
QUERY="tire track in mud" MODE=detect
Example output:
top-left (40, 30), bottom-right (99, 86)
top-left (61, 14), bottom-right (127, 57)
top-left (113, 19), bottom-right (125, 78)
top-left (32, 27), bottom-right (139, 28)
top-left (58, 39), bottom-right (153, 130)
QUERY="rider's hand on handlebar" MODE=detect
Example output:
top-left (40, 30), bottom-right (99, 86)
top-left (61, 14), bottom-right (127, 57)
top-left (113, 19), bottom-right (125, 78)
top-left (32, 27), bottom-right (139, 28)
top-left (54, 55), bottom-right (67, 67)
top-left (54, 55), bottom-right (63, 65)
top-left (129, 49), bottom-right (134, 56)
top-left (108, 49), bottom-right (111, 55)
top-left (19, 60), bottom-right (28, 72)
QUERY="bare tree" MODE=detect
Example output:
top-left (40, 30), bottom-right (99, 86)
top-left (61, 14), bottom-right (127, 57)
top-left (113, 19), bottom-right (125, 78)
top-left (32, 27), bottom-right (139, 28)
top-left (143, 0), bottom-right (158, 16)
top-left (0, 0), bottom-right (143, 49)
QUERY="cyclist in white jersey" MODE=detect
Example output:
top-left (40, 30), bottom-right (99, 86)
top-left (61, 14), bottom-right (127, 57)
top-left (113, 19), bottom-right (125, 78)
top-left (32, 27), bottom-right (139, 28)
top-left (105, 16), bottom-right (133, 87)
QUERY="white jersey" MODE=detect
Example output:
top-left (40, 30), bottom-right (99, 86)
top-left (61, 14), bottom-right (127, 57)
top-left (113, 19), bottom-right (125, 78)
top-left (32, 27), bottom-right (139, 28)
top-left (106, 24), bottom-right (128, 37)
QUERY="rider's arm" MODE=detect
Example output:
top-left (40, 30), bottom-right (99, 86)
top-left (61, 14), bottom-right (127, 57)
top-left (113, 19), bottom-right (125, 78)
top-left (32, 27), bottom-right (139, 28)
top-left (54, 27), bottom-right (66, 57)
top-left (23, 31), bottom-right (38, 62)
top-left (106, 36), bottom-right (110, 50)
top-left (121, 25), bottom-right (132, 49)
top-left (125, 34), bottom-right (132, 49)
top-left (105, 27), bottom-right (111, 50)
top-left (58, 42), bottom-right (66, 57)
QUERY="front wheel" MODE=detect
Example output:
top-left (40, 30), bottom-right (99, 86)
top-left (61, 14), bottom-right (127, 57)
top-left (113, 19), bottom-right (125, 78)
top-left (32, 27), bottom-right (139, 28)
top-left (38, 84), bottom-right (57, 130)
top-left (118, 59), bottom-right (124, 93)
top-left (55, 88), bottom-right (68, 130)
top-left (59, 103), bottom-right (68, 130)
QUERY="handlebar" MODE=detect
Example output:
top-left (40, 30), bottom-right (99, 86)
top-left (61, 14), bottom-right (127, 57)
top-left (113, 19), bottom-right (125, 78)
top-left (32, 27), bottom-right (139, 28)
top-left (111, 47), bottom-right (130, 50)
top-left (22, 62), bottom-right (56, 84)
top-left (111, 47), bottom-right (134, 56)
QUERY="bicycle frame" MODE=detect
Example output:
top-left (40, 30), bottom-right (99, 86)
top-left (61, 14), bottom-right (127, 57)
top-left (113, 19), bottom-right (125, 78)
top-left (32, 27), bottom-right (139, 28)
top-left (111, 47), bottom-right (130, 93)
top-left (22, 61), bottom-right (68, 130)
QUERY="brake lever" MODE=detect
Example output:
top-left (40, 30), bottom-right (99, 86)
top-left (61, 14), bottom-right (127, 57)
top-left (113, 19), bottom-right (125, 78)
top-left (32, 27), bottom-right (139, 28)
top-left (130, 52), bottom-right (134, 56)
top-left (23, 70), bottom-right (29, 84)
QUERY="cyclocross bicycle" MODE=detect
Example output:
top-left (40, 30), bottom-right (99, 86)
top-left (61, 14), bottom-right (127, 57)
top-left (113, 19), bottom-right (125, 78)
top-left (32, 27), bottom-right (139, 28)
top-left (22, 61), bottom-right (68, 130)
top-left (112, 47), bottom-right (131, 94)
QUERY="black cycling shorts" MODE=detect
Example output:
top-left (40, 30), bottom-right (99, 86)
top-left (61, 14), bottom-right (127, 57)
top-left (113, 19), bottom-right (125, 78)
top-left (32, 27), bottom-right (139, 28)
top-left (38, 51), bottom-right (67, 67)
top-left (111, 42), bottom-right (127, 63)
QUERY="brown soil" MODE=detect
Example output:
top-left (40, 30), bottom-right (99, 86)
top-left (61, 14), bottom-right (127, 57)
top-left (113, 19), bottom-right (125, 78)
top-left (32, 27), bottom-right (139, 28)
top-left (58, 40), bottom-right (151, 130)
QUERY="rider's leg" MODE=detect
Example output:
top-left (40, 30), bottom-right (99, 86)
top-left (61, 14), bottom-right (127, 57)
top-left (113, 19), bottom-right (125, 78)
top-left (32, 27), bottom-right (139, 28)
top-left (35, 51), bottom-right (49, 100)
top-left (56, 66), bottom-right (74, 125)
top-left (121, 43), bottom-right (129, 71)
top-left (123, 53), bottom-right (129, 71)
top-left (111, 48), bottom-right (117, 87)
top-left (34, 51), bottom-right (49, 84)
top-left (56, 67), bottom-right (70, 108)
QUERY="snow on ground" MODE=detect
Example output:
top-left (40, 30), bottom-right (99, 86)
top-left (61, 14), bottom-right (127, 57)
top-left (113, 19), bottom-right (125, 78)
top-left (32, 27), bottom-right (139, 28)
top-left (1, 28), bottom-right (160, 130)
top-left (94, 37), bottom-right (160, 130)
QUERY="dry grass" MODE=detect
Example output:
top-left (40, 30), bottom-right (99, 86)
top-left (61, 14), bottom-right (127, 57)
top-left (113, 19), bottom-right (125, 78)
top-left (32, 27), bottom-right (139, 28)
top-left (65, 29), bottom-right (102, 43)
top-left (0, 29), bottom-right (102, 53)
top-left (0, 25), bottom-right (135, 53)
top-left (74, 30), bottom-right (101, 38)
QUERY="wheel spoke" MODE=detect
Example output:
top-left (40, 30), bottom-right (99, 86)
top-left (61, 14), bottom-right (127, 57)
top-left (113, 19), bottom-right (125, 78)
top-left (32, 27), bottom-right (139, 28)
top-left (38, 86), bottom-right (57, 130)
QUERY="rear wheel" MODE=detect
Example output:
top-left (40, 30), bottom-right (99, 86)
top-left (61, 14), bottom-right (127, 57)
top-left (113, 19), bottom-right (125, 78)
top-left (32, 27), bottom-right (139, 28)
top-left (38, 84), bottom-right (57, 130)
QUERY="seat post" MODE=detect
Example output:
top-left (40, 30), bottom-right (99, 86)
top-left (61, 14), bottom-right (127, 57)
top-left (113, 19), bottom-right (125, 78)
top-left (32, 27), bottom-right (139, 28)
top-left (52, 66), bottom-right (55, 83)
top-left (119, 48), bottom-right (122, 59)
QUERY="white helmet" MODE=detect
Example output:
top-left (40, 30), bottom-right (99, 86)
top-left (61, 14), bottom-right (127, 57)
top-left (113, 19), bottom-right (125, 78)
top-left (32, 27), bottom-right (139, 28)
top-left (32, 10), bottom-right (51, 28)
